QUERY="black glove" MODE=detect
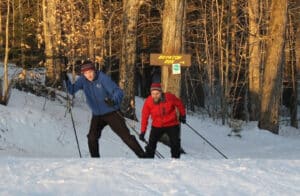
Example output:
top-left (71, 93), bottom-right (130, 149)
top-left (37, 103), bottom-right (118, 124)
top-left (139, 133), bottom-right (145, 142)
top-left (104, 97), bottom-right (115, 107)
top-left (61, 71), bottom-right (68, 82)
top-left (179, 115), bottom-right (186, 124)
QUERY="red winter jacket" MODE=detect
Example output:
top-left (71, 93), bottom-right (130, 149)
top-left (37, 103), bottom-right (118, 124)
top-left (141, 92), bottom-right (186, 133)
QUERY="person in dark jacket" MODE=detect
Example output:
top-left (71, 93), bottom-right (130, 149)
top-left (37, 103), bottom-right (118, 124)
top-left (65, 61), bottom-right (145, 158)
top-left (139, 83), bottom-right (186, 158)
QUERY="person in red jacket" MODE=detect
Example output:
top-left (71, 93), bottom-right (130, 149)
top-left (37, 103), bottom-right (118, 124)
top-left (139, 83), bottom-right (186, 158)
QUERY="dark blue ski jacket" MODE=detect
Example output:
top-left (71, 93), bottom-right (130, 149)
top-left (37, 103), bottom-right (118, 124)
top-left (66, 71), bottom-right (123, 115)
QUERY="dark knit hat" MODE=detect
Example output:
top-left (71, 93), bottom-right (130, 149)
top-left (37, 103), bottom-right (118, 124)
top-left (81, 61), bottom-right (95, 73)
top-left (150, 83), bottom-right (162, 92)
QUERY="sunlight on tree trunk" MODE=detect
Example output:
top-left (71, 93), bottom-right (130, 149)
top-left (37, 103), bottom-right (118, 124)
top-left (0, 0), bottom-right (2, 47)
top-left (287, 1), bottom-right (298, 128)
top-left (295, 0), bottom-right (300, 74)
top-left (94, 0), bottom-right (105, 67)
top-left (259, 0), bottom-right (288, 134)
top-left (119, 0), bottom-right (144, 120)
top-left (3, 0), bottom-right (10, 103)
top-left (248, 0), bottom-right (261, 121)
top-left (88, 0), bottom-right (95, 61)
top-left (43, 0), bottom-right (60, 86)
top-left (161, 0), bottom-right (186, 97)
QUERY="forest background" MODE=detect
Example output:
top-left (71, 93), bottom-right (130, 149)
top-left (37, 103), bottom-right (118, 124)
top-left (0, 0), bottom-right (299, 134)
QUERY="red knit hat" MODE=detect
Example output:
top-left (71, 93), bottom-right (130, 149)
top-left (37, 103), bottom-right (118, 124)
top-left (81, 62), bottom-right (95, 73)
top-left (150, 83), bottom-right (162, 92)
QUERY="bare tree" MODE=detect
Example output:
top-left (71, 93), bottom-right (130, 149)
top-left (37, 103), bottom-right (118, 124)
top-left (217, 0), bottom-right (226, 124)
top-left (1, 0), bottom-right (10, 105)
top-left (294, 0), bottom-right (300, 73)
top-left (88, 0), bottom-right (95, 61)
top-left (119, 0), bottom-right (145, 119)
top-left (42, 0), bottom-right (58, 86)
top-left (248, 0), bottom-right (262, 120)
top-left (161, 0), bottom-right (186, 96)
top-left (2, 0), bottom-right (299, 132)
top-left (0, 0), bottom-right (2, 47)
top-left (18, 0), bottom-right (24, 68)
top-left (286, 0), bottom-right (298, 128)
top-left (94, 0), bottom-right (105, 67)
top-left (259, 0), bottom-right (288, 134)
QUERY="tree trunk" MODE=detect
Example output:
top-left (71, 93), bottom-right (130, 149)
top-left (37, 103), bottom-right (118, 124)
top-left (259, 0), bottom-right (288, 134)
top-left (69, 0), bottom-right (76, 82)
top-left (248, 0), bottom-right (261, 120)
top-left (216, 0), bottom-right (226, 124)
top-left (230, 0), bottom-right (237, 68)
top-left (19, 0), bottom-right (25, 68)
top-left (0, 0), bottom-right (2, 47)
top-left (288, 0), bottom-right (299, 128)
top-left (0, 78), bottom-right (2, 101)
top-left (12, 0), bottom-right (15, 46)
top-left (3, 0), bottom-right (10, 98)
top-left (293, 0), bottom-right (300, 121)
top-left (94, 0), bottom-right (105, 68)
top-left (36, 0), bottom-right (42, 49)
top-left (295, 0), bottom-right (300, 74)
top-left (119, 0), bottom-right (143, 120)
top-left (42, 0), bottom-right (57, 86)
top-left (88, 0), bottom-right (95, 61)
top-left (161, 0), bottom-right (186, 97)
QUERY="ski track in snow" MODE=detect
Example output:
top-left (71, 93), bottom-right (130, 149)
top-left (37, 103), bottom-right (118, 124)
top-left (0, 159), bottom-right (299, 195)
top-left (0, 85), bottom-right (299, 195)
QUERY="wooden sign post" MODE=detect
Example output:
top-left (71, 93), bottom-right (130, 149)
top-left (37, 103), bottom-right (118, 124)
top-left (150, 53), bottom-right (191, 95)
top-left (150, 53), bottom-right (191, 67)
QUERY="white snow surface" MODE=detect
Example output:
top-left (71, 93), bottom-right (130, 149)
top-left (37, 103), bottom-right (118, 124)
top-left (0, 86), bottom-right (300, 195)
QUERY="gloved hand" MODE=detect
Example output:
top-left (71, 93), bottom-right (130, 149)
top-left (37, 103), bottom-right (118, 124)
top-left (61, 71), bottom-right (69, 82)
top-left (104, 97), bottom-right (115, 107)
top-left (179, 115), bottom-right (186, 124)
top-left (139, 133), bottom-right (145, 142)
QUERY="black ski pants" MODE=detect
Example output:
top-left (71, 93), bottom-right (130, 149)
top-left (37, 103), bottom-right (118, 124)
top-left (145, 125), bottom-right (181, 158)
top-left (87, 111), bottom-right (145, 158)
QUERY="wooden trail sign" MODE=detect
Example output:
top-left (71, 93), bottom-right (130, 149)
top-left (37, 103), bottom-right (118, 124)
top-left (150, 53), bottom-right (191, 67)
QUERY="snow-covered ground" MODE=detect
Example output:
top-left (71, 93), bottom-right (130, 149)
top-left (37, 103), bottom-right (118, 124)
top-left (0, 74), bottom-right (300, 195)
top-left (1, 158), bottom-right (299, 195)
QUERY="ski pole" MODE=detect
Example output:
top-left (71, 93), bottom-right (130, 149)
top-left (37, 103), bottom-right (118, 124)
top-left (128, 124), bottom-right (164, 159)
top-left (64, 79), bottom-right (82, 158)
top-left (126, 119), bottom-right (164, 159)
top-left (185, 122), bottom-right (228, 159)
top-left (129, 126), bottom-right (164, 159)
top-left (119, 112), bottom-right (164, 159)
top-left (69, 106), bottom-right (82, 158)
top-left (141, 138), bottom-right (164, 159)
